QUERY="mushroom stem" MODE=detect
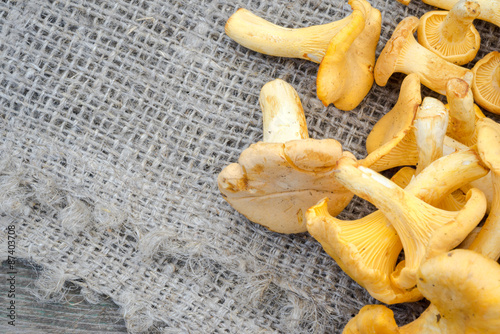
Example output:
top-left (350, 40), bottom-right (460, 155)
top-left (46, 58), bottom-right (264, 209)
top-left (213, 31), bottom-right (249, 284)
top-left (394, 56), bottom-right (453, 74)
top-left (414, 97), bottom-right (449, 174)
top-left (225, 8), bottom-right (353, 63)
top-left (374, 16), bottom-right (473, 95)
top-left (440, 0), bottom-right (480, 43)
top-left (334, 156), bottom-right (487, 289)
top-left (446, 78), bottom-right (477, 146)
top-left (423, 0), bottom-right (500, 28)
top-left (395, 39), bottom-right (472, 92)
top-left (259, 79), bottom-right (309, 143)
top-left (308, 149), bottom-right (487, 303)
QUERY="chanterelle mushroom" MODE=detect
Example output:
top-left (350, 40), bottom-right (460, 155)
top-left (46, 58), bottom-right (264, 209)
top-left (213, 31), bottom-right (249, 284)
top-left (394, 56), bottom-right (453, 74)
top-left (361, 74), bottom-right (421, 171)
top-left (374, 16), bottom-right (473, 95)
top-left (413, 97), bottom-right (449, 174)
top-left (417, 0), bottom-right (481, 65)
top-left (343, 249), bottom-right (500, 334)
top-left (471, 51), bottom-right (500, 114)
top-left (306, 168), bottom-right (422, 305)
top-left (217, 79), bottom-right (353, 234)
top-left (445, 78), bottom-right (484, 146)
top-left (423, 0), bottom-right (500, 28)
top-left (316, 0), bottom-right (381, 110)
top-left (307, 149), bottom-right (488, 303)
top-left (333, 156), bottom-right (486, 289)
top-left (225, 0), bottom-right (374, 64)
top-left (362, 75), bottom-right (462, 173)
top-left (469, 117), bottom-right (500, 261)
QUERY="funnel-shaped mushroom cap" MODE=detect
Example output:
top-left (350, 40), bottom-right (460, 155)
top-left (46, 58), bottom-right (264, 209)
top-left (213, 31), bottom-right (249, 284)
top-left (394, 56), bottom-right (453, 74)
top-left (423, 0), bottom-right (500, 28)
top-left (469, 117), bottom-right (500, 260)
top-left (306, 168), bottom-right (422, 305)
top-left (225, 8), bottom-right (353, 63)
top-left (415, 249), bottom-right (500, 333)
top-left (308, 148), bottom-right (487, 303)
top-left (361, 74), bottom-right (421, 171)
top-left (218, 139), bottom-right (353, 233)
top-left (365, 73), bottom-right (421, 154)
top-left (306, 199), bottom-right (422, 305)
top-left (334, 156), bottom-right (487, 289)
top-left (374, 16), bottom-right (473, 95)
top-left (343, 249), bottom-right (500, 334)
top-left (316, 0), bottom-right (381, 110)
top-left (342, 304), bottom-right (399, 334)
top-left (362, 83), bottom-right (457, 173)
top-left (417, 0), bottom-right (481, 65)
top-left (472, 51), bottom-right (500, 114)
top-left (476, 117), bottom-right (500, 175)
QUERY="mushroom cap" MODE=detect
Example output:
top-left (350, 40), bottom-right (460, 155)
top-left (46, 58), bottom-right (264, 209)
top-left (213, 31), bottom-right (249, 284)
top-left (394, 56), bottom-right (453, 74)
top-left (306, 167), bottom-right (423, 305)
top-left (361, 74), bottom-right (422, 171)
top-left (477, 117), bottom-right (500, 173)
top-left (343, 250), bottom-right (500, 333)
top-left (417, 249), bottom-right (500, 332)
top-left (366, 73), bottom-right (421, 154)
top-left (260, 78), bottom-right (309, 143)
top-left (316, 0), bottom-right (381, 110)
top-left (472, 51), bottom-right (500, 114)
top-left (342, 305), bottom-right (399, 334)
top-left (218, 139), bottom-right (353, 234)
top-left (374, 16), bottom-right (420, 87)
top-left (469, 117), bottom-right (500, 260)
top-left (417, 4), bottom-right (481, 65)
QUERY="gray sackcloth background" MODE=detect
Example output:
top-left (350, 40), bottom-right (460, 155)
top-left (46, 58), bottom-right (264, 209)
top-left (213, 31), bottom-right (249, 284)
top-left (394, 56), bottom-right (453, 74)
top-left (0, 0), bottom-right (499, 333)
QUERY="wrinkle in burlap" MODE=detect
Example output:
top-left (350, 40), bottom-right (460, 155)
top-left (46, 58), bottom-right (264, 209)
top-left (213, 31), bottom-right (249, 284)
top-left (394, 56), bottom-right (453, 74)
top-left (1, 0), bottom-right (498, 333)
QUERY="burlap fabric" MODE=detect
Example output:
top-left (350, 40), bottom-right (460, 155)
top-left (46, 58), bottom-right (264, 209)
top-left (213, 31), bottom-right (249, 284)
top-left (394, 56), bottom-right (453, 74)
top-left (1, 0), bottom-right (498, 332)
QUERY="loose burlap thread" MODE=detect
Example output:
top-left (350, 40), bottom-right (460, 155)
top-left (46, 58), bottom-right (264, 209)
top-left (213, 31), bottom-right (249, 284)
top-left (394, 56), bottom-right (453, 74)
top-left (1, 0), bottom-right (499, 333)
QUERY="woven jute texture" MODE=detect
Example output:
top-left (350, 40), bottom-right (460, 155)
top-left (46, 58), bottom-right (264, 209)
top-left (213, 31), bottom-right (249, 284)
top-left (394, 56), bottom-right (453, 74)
top-left (1, 0), bottom-right (499, 333)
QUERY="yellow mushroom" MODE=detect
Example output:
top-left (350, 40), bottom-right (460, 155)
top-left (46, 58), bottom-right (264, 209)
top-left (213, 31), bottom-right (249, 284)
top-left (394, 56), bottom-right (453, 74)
top-left (413, 97), bottom-right (449, 174)
top-left (307, 148), bottom-right (488, 304)
top-left (423, 0), bottom-right (500, 28)
top-left (225, 8), bottom-right (350, 63)
top-left (217, 79), bottom-right (353, 234)
top-left (316, 0), bottom-right (381, 110)
top-left (224, 0), bottom-right (376, 64)
top-left (333, 156), bottom-right (486, 289)
top-left (469, 117), bottom-right (500, 261)
top-left (471, 51), bottom-right (500, 114)
top-left (362, 75), bottom-right (475, 173)
top-left (225, 1), bottom-right (381, 111)
top-left (343, 249), bottom-right (500, 334)
top-left (306, 168), bottom-right (422, 305)
top-left (362, 81), bottom-right (460, 173)
top-left (397, 0), bottom-right (412, 6)
top-left (417, 0), bottom-right (481, 65)
top-left (445, 78), bottom-right (483, 146)
top-left (361, 74), bottom-right (421, 171)
top-left (374, 16), bottom-right (473, 95)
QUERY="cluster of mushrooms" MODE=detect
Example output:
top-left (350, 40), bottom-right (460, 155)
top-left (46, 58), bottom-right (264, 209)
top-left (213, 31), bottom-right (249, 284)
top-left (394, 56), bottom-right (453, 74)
top-left (217, 0), bottom-right (500, 332)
